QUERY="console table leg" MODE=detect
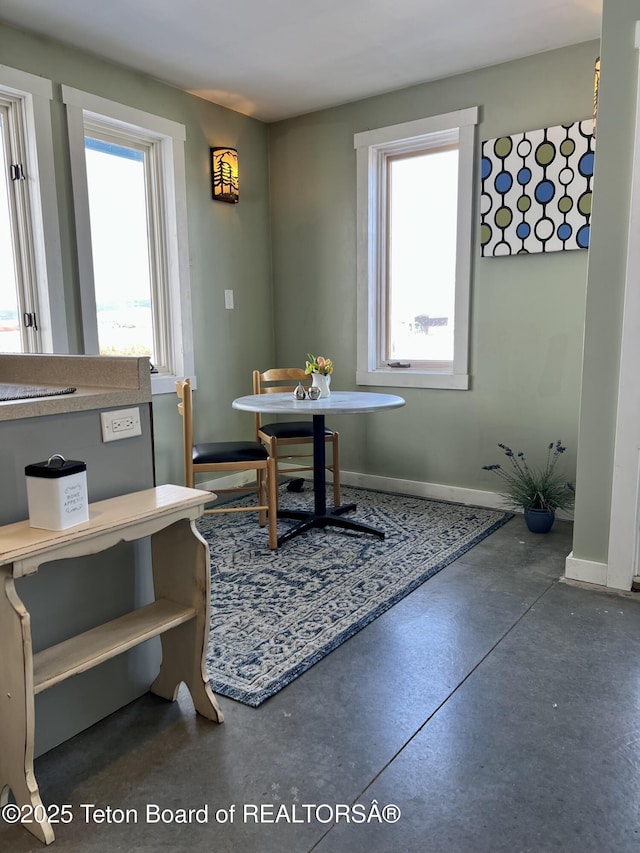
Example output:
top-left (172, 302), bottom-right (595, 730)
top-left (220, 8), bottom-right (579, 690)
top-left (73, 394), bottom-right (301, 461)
top-left (0, 570), bottom-right (55, 844)
top-left (149, 520), bottom-right (223, 723)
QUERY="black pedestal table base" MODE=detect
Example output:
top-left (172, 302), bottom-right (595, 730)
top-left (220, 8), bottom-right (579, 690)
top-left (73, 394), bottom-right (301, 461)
top-left (277, 413), bottom-right (385, 546)
top-left (277, 502), bottom-right (386, 546)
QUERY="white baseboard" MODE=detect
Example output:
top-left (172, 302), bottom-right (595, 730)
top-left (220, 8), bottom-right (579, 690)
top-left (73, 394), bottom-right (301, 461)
top-left (195, 469), bottom-right (571, 520)
top-left (196, 469), bottom-right (505, 510)
top-left (564, 551), bottom-right (608, 586)
top-left (340, 471), bottom-right (574, 520)
top-left (338, 470), bottom-right (507, 510)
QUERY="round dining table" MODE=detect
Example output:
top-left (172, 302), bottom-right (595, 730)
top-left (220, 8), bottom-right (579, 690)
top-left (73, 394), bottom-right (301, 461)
top-left (232, 390), bottom-right (406, 546)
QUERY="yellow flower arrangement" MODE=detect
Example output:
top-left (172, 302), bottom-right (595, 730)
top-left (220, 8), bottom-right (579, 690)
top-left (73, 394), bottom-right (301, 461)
top-left (304, 353), bottom-right (333, 376)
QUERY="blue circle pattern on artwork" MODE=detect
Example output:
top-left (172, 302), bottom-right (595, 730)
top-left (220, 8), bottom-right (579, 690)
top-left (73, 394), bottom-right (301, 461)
top-left (577, 224), bottom-right (590, 248)
top-left (535, 180), bottom-right (555, 204)
top-left (481, 121), bottom-right (593, 256)
top-left (494, 171), bottom-right (513, 194)
top-left (517, 167), bottom-right (532, 185)
top-left (578, 151), bottom-right (595, 177)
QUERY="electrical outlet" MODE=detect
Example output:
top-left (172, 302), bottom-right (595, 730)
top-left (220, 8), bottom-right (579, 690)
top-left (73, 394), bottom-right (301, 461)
top-left (113, 415), bottom-right (134, 432)
top-left (224, 289), bottom-right (234, 309)
top-left (100, 407), bottom-right (142, 442)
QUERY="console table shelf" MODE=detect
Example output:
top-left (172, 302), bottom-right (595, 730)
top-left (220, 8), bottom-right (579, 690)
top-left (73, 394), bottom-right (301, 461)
top-left (0, 484), bottom-right (223, 845)
top-left (32, 598), bottom-right (197, 695)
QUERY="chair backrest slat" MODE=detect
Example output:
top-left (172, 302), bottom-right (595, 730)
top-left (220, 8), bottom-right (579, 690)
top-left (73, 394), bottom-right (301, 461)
top-left (253, 367), bottom-right (308, 392)
top-left (252, 368), bottom-right (309, 430)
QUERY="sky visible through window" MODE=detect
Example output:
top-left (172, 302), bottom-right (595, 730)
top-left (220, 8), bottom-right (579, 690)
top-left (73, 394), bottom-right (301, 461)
top-left (388, 148), bottom-right (458, 362)
top-left (85, 137), bottom-right (154, 358)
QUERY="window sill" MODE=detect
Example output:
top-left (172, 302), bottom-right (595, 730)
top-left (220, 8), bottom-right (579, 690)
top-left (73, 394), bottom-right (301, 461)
top-left (356, 369), bottom-right (470, 390)
top-left (151, 373), bottom-right (197, 395)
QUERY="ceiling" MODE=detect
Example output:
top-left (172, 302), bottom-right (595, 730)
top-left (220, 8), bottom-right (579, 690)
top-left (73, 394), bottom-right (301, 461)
top-left (0, 0), bottom-right (602, 122)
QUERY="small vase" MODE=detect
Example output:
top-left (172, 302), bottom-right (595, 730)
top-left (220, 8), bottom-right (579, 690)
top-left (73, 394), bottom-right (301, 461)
top-left (524, 508), bottom-right (555, 534)
top-left (311, 372), bottom-right (331, 398)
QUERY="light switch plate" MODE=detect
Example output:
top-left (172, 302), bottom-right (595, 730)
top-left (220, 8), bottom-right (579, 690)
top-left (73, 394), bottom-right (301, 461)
top-left (224, 289), bottom-right (234, 309)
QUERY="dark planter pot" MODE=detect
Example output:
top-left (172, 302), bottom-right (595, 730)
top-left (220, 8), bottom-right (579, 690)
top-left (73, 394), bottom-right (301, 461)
top-left (524, 508), bottom-right (555, 534)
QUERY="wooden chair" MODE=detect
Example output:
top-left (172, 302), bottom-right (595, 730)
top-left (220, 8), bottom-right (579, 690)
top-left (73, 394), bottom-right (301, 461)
top-left (252, 368), bottom-right (340, 507)
top-left (176, 378), bottom-right (277, 549)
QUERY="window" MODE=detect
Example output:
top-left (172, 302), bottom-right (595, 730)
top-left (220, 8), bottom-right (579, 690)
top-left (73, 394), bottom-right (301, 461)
top-left (0, 67), bottom-right (66, 354)
top-left (83, 133), bottom-right (158, 360)
top-left (0, 98), bottom-right (28, 353)
top-left (354, 107), bottom-right (478, 390)
top-left (62, 87), bottom-right (195, 394)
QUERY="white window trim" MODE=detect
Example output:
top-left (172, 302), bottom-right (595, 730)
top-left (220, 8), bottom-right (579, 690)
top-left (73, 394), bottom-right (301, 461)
top-left (61, 86), bottom-right (195, 394)
top-left (0, 65), bottom-right (67, 353)
top-left (354, 107), bottom-right (478, 390)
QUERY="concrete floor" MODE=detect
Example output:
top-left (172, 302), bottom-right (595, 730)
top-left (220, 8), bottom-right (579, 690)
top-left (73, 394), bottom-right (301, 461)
top-left (3, 516), bottom-right (640, 852)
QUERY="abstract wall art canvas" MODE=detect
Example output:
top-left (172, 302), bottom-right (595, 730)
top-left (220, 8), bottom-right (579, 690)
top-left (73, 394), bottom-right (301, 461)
top-left (480, 120), bottom-right (595, 256)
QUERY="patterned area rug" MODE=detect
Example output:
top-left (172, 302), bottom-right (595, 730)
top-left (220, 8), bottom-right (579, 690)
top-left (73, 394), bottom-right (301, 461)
top-left (197, 486), bottom-right (512, 707)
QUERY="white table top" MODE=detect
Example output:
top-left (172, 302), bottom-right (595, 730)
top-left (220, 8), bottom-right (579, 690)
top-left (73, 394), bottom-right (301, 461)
top-left (232, 390), bottom-right (406, 416)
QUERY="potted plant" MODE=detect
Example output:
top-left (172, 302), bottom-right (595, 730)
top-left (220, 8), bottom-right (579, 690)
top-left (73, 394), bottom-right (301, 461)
top-left (304, 354), bottom-right (333, 398)
top-left (482, 441), bottom-right (574, 533)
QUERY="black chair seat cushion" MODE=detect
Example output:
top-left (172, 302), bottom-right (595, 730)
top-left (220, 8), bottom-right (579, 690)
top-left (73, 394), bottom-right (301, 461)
top-left (193, 441), bottom-right (269, 464)
top-left (259, 421), bottom-right (334, 439)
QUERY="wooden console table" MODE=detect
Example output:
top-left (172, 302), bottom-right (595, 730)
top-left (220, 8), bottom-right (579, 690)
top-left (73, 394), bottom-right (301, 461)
top-left (0, 484), bottom-right (223, 845)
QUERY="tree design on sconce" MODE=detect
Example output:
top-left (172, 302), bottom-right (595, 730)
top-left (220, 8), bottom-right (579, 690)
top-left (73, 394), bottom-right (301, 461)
top-left (211, 147), bottom-right (239, 203)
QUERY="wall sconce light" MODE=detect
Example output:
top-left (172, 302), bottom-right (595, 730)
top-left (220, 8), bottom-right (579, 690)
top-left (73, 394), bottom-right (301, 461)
top-left (211, 147), bottom-right (239, 203)
top-left (593, 56), bottom-right (600, 137)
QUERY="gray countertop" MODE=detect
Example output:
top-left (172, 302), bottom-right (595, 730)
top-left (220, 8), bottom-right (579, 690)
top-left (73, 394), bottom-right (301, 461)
top-left (0, 354), bottom-right (152, 421)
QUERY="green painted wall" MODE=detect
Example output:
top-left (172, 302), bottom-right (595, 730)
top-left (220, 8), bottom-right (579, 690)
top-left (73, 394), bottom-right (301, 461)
top-left (0, 22), bottom-right (275, 486)
top-left (573, 0), bottom-right (640, 565)
top-left (268, 42), bottom-right (597, 493)
top-left (2, 17), bottom-right (618, 547)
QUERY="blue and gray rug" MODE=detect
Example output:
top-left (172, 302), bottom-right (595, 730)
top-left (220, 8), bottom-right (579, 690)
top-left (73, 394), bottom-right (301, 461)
top-left (197, 485), bottom-right (511, 707)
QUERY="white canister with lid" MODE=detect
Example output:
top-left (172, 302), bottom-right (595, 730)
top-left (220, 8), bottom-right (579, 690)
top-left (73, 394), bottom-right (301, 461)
top-left (25, 454), bottom-right (89, 530)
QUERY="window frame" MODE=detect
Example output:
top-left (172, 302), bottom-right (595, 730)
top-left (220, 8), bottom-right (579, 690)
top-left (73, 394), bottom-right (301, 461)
top-left (0, 65), bottom-right (67, 353)
top-left (354, 107), bottom-right (478, 390)
top-left (62, 86), bottom-right (195, 394)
